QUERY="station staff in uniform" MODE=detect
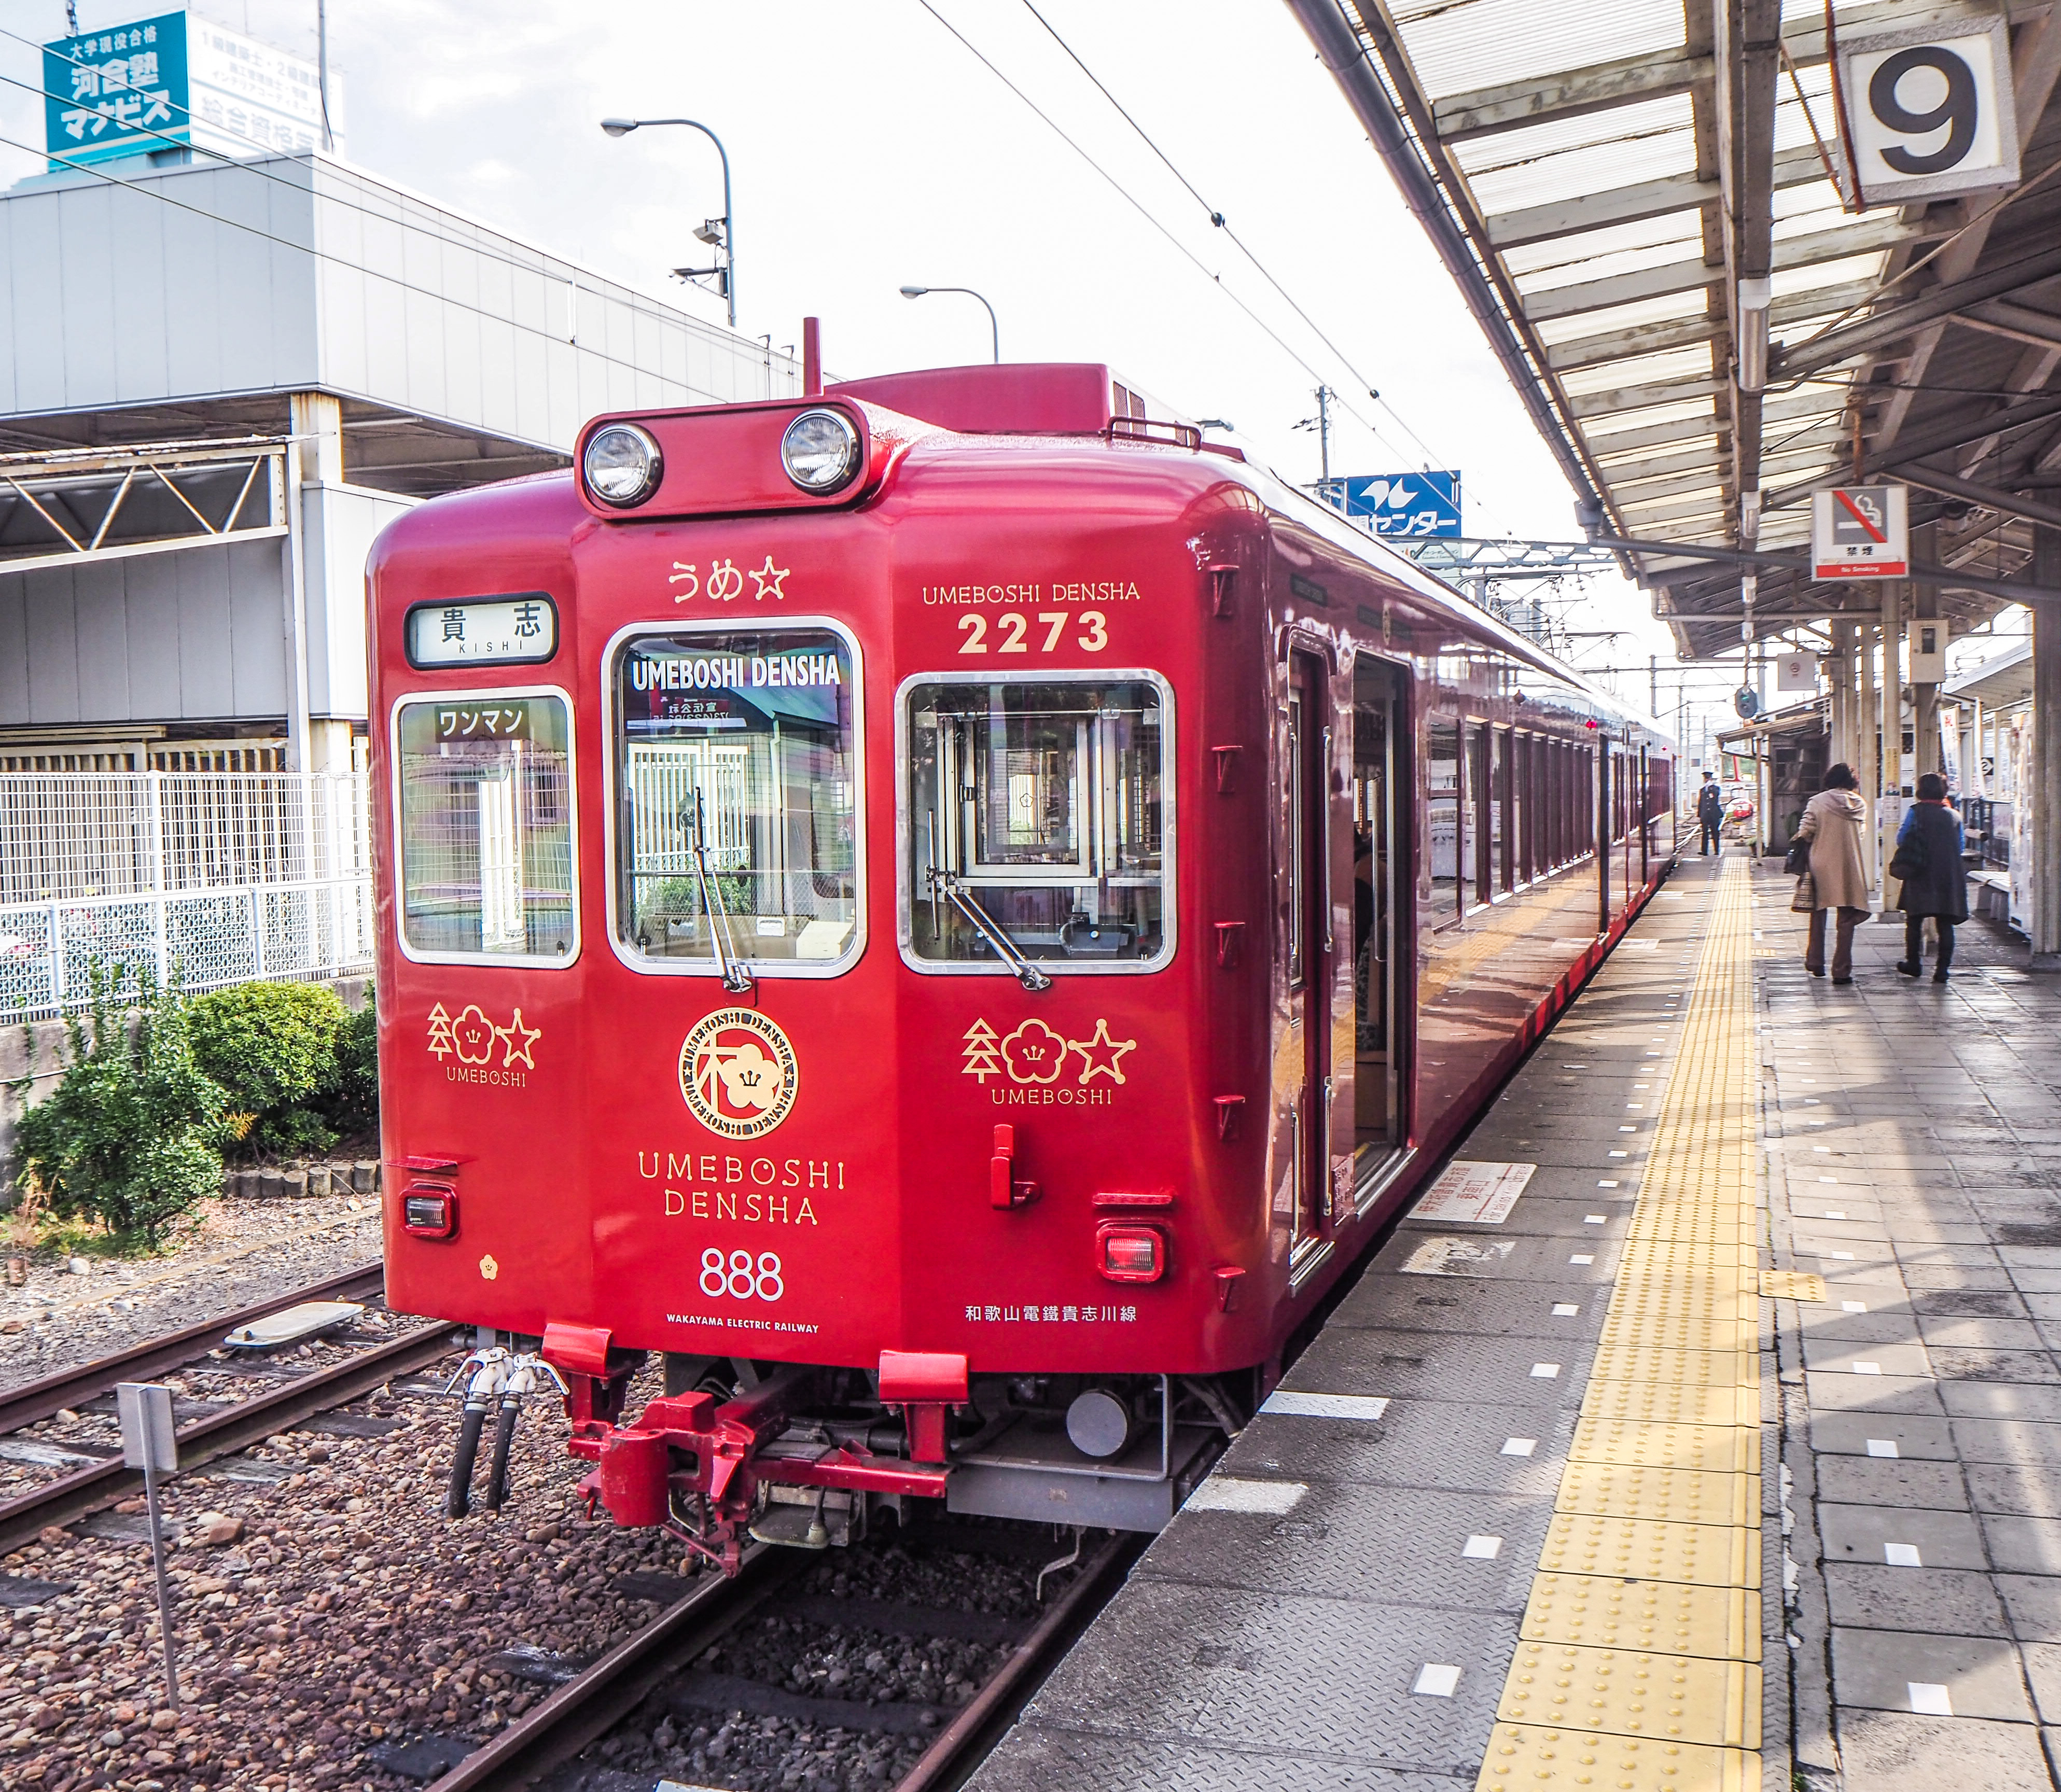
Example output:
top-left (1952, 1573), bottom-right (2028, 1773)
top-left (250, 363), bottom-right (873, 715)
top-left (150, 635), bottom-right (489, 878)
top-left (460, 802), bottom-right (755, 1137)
top-left (1794, 763), bottom-right (1871, 984)
top-left (1696, 773), bottom-right (1724, 855)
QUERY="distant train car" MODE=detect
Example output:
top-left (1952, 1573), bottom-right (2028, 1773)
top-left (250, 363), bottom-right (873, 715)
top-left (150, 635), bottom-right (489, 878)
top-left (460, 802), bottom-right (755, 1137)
top-left (369, 360), bottom-right (1674, 1570)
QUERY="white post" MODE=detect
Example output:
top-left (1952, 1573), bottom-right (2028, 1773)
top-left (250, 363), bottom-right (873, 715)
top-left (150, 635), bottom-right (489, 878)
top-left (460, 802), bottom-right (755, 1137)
top-left (145, 770), bottom-right (168, 991)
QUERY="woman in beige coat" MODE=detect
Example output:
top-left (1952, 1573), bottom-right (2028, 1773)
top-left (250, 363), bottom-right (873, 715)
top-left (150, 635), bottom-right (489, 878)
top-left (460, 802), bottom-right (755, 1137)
top-left (1794, 762), bottom-right (1872, 983)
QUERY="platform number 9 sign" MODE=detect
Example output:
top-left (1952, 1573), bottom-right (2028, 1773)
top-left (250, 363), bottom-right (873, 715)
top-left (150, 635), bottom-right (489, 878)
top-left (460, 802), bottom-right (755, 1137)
top-left (1842, 22), bottom-right (2020, 206)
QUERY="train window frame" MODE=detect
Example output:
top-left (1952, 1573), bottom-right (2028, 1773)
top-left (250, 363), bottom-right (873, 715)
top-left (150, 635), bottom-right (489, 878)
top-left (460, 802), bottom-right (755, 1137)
top-left (893, 666), bottom-right (1177, 980)
top-left (387, 682), bottom-right (580, 970)
top-left (599, 616), bottom-right (868, 983)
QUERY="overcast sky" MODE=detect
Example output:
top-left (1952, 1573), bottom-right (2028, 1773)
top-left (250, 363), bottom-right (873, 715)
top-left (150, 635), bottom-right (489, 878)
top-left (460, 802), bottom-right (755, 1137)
top-left (4, 0), bottom-right (1774, 743)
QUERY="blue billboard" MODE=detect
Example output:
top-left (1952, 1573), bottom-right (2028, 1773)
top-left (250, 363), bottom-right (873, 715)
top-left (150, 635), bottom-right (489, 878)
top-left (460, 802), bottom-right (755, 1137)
top-left (44, 12), bottom-right (190, 170)
top-left (1335, 471), bottom-right (1464, 538)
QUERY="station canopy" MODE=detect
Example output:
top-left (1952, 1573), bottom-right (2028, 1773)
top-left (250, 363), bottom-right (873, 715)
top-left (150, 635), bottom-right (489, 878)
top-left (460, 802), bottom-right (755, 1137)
top-left (1296, 0), bottom-right (2061, 659)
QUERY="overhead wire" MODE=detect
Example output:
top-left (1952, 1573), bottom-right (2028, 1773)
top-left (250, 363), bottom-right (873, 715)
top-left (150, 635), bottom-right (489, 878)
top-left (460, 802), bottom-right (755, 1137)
top-left (908, 0), bottom-right (1414, 467)
top-left (1014, 0), bottom-right (1459, 483)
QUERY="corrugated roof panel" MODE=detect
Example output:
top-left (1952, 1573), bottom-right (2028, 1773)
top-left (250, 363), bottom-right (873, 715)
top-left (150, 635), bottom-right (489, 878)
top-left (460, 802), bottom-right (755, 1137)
top-left (1532, 290), bottom-right (1716, 345)
top-left (1561, 343), bottom-right (1716, 397)
top-left (1501, 211), bottom-right (1705, 281)
top-left (1454, 95), bottom-right (1698, 213)
top-left (1385, 0), bottom-right (1684, 103)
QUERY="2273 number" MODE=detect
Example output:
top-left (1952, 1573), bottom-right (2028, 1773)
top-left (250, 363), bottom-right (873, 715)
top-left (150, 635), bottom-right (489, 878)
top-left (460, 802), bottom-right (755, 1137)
top-left (958, 610), bottom-right (1107, 654)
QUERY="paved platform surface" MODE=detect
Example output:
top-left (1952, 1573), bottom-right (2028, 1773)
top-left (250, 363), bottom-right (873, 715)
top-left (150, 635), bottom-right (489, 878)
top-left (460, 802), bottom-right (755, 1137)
top-left (971, 853), bottom-right (1768, 1792)
top-left (1760, 859), bottom-right (2061, 1791)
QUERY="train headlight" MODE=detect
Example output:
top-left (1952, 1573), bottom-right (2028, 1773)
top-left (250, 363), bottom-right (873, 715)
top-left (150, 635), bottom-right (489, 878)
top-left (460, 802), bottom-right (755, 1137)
top-left (583, 423), bottom-right (664, 507)
top-left (780, 408), bottom-right (861, 494)
top-left (1096, 1223), bottom-right (1164, 1283)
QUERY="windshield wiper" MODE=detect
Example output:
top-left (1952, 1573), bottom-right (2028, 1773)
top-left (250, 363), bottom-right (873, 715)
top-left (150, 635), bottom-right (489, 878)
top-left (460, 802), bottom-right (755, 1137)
top-left (928, 867), bottom-right (1053, 992)
top-left (691, 790), bottom-right (754, 996)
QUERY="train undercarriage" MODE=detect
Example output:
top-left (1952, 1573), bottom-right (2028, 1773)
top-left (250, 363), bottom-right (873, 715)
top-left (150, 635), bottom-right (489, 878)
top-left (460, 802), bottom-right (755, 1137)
top-left (441, 1323), bottom-right (1243, 1574)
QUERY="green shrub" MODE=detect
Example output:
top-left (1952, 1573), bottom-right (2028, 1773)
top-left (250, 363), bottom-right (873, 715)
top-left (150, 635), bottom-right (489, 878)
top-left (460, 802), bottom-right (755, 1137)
top-left (322, 996), bottom-right (380, 1139)
top-left (15, 962), bottom-right (228, 1245)
top-left (188, 979), bottom-right (348, 1158)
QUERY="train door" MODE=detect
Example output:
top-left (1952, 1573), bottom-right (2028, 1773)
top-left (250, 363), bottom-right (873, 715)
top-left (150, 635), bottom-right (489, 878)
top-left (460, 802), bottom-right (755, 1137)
top-left (1285, 649), bottom-right (1333, 1264)
top-left (1353, 657), bottom-right (1405, 1182)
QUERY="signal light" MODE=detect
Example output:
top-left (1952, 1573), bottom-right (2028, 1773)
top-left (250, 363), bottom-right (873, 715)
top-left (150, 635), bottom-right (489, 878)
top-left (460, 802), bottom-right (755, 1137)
top-left (402, 1184), bottom-right (457, 1239)
top-left (1096, 1223), bottom-right (1164, 1283)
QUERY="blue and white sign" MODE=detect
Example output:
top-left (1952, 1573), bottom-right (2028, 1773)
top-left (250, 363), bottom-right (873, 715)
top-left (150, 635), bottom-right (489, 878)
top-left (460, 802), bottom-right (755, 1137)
top-left (1336, 471), bottom-right (1463, 538)
top-left (44, 13), bottom-right (188, 169)
top-left (45, 11), bottom-right (335, 173)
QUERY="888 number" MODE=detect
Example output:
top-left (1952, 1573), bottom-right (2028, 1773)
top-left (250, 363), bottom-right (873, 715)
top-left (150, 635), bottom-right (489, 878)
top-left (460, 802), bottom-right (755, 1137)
top-left (700, 1247), bottom-right (785, 1301)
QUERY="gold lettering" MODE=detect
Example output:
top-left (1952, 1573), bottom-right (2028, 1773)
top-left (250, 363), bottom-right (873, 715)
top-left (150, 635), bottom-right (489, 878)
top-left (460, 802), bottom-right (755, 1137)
top-left (783, 1158), bottom-right (801, 1187)
top-left (751, 1157), bottom-right (775, 1186)
top-left (769, 1194), bottom-right (788, 1224)
top-left (726, 1156), bottom-right (744, 1184)
top-left (668, 1152), bottom-right (692, 1179)
top-left (798, 1197), bottom-right (819, 1226)
top-left (664, 1188), bottom-right (685, 1215)
top-left (809, 1161), bottom-right (830, 1188)
top-left (717, 1193), bottom-right (736, 1220)
top-left (700, 1154), bottom-right (717, 1181)
top-left (746, 1193), bottom-right (763, 1222)
top-left (693, 1191), bottom-right (709, 1218)
top-left (640, 1152), bottom-right (661, 1179)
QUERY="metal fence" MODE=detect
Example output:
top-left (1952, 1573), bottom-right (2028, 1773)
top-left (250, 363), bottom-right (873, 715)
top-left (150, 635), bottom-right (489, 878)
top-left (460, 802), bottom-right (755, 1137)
top-left (0, 771), bottom-right (373, 1020)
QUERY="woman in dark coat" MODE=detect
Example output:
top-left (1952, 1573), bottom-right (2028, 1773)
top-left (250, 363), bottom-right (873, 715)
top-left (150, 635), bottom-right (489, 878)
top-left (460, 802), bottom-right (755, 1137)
top-left (1893, 772), bottom-right (1968, 983)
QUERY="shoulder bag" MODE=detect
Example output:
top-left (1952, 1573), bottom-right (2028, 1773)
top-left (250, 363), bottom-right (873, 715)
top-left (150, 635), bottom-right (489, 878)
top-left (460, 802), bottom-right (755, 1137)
top-left (1790, 867), bottom-right (1817, 914)
top-left (1783, 836), bottom-right (1810, 876)
top-left (1887, 820), bottom-right (1928, 884)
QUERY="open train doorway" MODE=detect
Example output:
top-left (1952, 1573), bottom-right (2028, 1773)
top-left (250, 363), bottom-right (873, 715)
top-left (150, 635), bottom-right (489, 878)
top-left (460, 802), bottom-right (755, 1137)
top-left (1353, 656), bottom-right (1406, 1182)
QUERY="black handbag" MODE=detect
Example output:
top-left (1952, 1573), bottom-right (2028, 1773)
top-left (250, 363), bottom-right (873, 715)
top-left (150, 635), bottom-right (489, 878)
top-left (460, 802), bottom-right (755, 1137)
top-left (1783, 837), bottom-right (1810, 876)
top-left (1888, 822), bottom-right (1928, 883)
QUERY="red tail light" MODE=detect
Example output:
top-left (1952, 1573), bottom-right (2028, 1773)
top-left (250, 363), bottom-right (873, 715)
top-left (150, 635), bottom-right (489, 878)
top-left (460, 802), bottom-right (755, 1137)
top-left (402, 1183), bottom-right (457, 1239)
top-left (1097, 1223), bottom-right (1164, 1283)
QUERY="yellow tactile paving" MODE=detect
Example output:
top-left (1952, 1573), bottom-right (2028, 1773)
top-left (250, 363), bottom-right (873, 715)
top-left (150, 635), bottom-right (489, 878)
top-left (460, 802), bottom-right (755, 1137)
top-left (1555, 1460), bottom-right (1760, 1528)
top-left (1479, 1725), bottom-right (1761, 1792)
top-left (1478, 858), bottom-right (1763, 1791)
top-left (1569, 1416), bottom-right (1761, 1477)
top-left (1520, 1572), bottom-right (1761, 1660)
top-left (1758, 1270), bottom-right (1828, 1303)
top-left (1498, 1641), bottom-right (1761, 1747)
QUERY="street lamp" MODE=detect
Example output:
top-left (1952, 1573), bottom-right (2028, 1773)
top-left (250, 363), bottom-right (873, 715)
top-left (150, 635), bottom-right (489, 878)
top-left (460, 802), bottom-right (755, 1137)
top-left (601, 117), bottom-right (735, 328)
top-left (899, 285), bottom-right (999, 363)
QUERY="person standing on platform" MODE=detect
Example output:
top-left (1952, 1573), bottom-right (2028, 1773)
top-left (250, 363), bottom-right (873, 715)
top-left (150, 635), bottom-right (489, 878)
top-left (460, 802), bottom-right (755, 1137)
top-left (1794, 763), bottom-right (1871, 984)
top-left (1892, 772), bottom-right (1967, 984)
top-left (1696, 772), bottom-right (1724, 855)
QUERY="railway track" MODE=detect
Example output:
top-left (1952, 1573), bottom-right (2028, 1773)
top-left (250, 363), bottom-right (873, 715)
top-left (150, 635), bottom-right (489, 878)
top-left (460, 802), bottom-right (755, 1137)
top-left (0, 1266), bottom-right (459, 1555)
top-left (422, 1523), bottom-right (1139, 1792)
top-left (0, 1259), bottom-right (386, 1435)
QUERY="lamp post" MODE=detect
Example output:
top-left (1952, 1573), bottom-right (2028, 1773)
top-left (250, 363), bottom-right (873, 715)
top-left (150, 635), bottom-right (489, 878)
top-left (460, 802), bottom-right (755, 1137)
top-left (899, 285), bottom-right (999, 363)
top-left (601, 117), bottom-right (735, 328)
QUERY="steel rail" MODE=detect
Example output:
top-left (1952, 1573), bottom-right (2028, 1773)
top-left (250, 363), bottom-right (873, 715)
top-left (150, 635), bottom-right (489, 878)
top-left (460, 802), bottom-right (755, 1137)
top-left (423, 1528), bottom-right (1137, 1792)
top-left (421, 1546), bottom-right (793, 1792)
top-left (0, 1320), bottom-right (459, 1555)
top-left (889, 1529), bottom-right (1139, 1792)
top-left (0, 1261), bottom-right (386, 1436)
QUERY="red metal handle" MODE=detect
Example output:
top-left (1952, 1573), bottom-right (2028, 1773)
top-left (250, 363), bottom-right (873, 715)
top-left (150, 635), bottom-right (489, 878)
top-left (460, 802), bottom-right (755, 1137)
top-left (991, 1125), bottom-right (1037, 1210)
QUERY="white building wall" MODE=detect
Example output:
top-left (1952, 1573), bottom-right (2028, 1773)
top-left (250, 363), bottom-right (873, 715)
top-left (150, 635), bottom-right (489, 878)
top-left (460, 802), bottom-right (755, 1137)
top-left (304, 483), bottom-right (415, 722)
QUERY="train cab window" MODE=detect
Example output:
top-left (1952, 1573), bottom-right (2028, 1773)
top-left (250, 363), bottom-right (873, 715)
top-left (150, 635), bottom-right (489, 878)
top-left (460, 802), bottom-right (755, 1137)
top-left (610, 627), bottom-right (861, 973)
top-left (393, 690), bottom-right (576, 964)
top-left (903, 674), bottom-right (1169, 972)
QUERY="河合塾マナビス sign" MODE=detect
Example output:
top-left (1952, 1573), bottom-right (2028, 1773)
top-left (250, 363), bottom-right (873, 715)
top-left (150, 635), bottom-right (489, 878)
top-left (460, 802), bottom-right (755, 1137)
top-left (45, 11), bottom-right (336, 173)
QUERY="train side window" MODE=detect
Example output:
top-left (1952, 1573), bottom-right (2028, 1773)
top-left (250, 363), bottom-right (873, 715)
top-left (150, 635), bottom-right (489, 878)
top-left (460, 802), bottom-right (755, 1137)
top-left (1495, 727), bottom-right (1515, 894)
top-left (902, 672), bottom-right (1170, 972)
top-left (1427, 717), bottom-right (1459, 920)
top-left (392, 688), bottom-right (577, 965)
top-left (608, 625), bottom-right (862, 975)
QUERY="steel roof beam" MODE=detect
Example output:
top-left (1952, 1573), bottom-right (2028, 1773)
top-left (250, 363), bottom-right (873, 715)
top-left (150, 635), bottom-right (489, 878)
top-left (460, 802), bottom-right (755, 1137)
top-left (1774, 243), bottom-right (2061, 382)
top-left (1958, 300), bottom-right (2061, 352)
top-left (1435, 0), bottom-right (2044, 138)
top-left (1723, 0), bottom-right (1784, 542)
top-left (1766, 391), bottom-right (2061, 506)
top-left (1896, 465), bottom-right (2061, 532)
top-left (1484, 145), bottom-right (1825, 248)
top-left (1544, 280), bottom-right (1876, 372)
top-left (1526, 217), bottom-right (1922, 321)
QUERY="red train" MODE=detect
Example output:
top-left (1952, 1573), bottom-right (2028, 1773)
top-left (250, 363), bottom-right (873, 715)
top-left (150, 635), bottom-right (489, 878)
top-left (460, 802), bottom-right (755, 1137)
top-left (369, 356), bottom-right (1675, 1569)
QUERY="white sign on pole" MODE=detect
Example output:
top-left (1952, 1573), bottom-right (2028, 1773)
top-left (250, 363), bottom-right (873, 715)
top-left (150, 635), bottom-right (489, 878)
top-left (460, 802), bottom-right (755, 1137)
top-left (1812, 485), bottom-right (1909, 579)
top-left (1841, 19), bottom-right (2020, 207)
top-left (1776, 652), bottom-right (1819, 693)
top-left (116, 1381), bottom-right (177, 1472)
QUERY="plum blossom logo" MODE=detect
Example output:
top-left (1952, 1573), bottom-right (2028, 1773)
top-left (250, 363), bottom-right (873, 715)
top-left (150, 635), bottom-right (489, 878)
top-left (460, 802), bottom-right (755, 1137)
top-left (679, 1009), bottom-right (800, 1140)
top-left (428, 1002), bottom-right (542, 1070)
top-left (1000, 1020), bottom-right (1068, 1086)
top-left (965, 1016), bottom-right (1138, 1087)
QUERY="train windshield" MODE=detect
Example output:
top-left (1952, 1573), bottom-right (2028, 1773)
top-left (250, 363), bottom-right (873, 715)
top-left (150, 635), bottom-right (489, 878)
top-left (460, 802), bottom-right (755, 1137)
top-left (906, 676), bottom-right (1168, 970)
top-left (612, 628), bottom-right (859, 971)
top-left (394, 691), bottom-right (576, 963)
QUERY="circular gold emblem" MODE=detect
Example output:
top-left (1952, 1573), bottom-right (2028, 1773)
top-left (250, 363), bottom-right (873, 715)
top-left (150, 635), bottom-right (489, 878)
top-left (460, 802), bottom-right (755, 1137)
top-left (678, 1009), bottom-right (799, 1139)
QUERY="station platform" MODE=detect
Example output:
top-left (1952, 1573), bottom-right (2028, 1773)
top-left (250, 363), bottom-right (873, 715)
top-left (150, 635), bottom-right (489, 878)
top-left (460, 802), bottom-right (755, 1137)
top-left (968, 851), bottom-right (2061, 1792)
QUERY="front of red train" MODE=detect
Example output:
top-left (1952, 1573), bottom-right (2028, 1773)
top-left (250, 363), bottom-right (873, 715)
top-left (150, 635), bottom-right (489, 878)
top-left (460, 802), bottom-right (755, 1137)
top-left (370, 363), bottom-right (1277, 1570)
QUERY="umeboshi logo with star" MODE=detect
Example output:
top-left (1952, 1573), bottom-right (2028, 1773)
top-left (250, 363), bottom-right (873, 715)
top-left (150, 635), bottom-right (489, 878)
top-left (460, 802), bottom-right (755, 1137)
top-left (679, 1009), bottom-right (800, 1140)
top-left (427, 1001), bottom-right (541, 1070)
top-left (960, 1017), bottom-right (1135, 1087)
